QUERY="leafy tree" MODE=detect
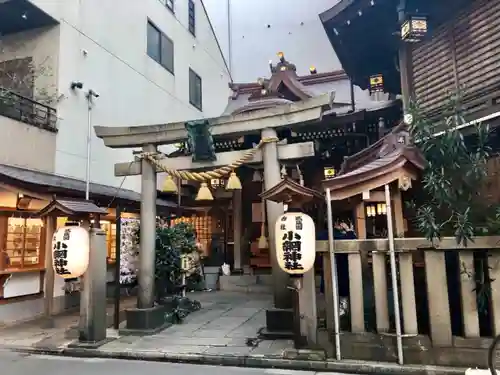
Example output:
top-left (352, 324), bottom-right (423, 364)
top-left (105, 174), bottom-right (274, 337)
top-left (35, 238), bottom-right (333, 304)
top-left (154, 222), bottom-right (200, 300)
top-left (0, 36), bottom-right (58, 105)
top-left (408, 92), bottom-right (497, 246)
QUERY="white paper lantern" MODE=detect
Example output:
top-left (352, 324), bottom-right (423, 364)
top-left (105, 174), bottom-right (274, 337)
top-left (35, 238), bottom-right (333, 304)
top-left (52, 226), bottom-right (90, 279)
top-left (275, 212), bottom-right (316, 275)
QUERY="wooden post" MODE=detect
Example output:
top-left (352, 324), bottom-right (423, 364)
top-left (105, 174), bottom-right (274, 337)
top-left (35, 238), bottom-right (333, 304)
top-left (349, 202), bottom-right (366, 332)
top-left (113, 205), bottom-right (122, 330)
top-left (232, 190), bottom-right (242, 270)
top-left (424, 250), bottom-right (452, 346)
top-left (42, 215), bottom-right (57, 328)
top-left (397, 0), bottom-right (414, 112)
top-left (458, 251), bottom-right (480, 337)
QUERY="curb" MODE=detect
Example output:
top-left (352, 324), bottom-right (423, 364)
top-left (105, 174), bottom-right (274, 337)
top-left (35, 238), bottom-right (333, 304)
top-left (4, 345), bottom-right (468, 375)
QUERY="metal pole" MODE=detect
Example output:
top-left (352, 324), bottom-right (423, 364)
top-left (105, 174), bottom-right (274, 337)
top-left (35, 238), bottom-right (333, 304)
top-left (113, 205), bottom-right (122, 330)
top-left (227, 0), bottom-right (233, 75)
top-left (350, 79), bottom-right (356, 112)
top-left (385, 184), bottom-right (404, 364)
top-left (85, 96), bottom-right (92, 200)
top-left (325, 188), bottom-right (341, 360)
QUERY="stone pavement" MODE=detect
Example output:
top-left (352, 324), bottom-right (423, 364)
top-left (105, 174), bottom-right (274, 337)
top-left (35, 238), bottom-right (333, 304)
top-left (0, 291), bottom-right (468, 375)
top-left (0, 296), bottom-right (136, 349)
top-left (101, 291), bottom-right (294, 357)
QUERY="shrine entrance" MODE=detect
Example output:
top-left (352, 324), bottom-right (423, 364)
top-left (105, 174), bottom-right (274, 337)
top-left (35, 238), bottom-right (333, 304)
top-left (94, 54), bottom-right (401, 336)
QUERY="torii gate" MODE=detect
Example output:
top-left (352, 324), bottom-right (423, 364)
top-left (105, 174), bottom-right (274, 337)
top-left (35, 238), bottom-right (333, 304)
top-left (94, 93), bottom-right (334, 332)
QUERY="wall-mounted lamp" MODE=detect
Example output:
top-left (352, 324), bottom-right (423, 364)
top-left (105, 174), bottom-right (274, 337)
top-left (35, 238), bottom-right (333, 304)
top-left (16, 193), bottom-right (32, 210)
top-left (323, 167), bottom-right (336, 180)
top-left (309, 66), bottom-right (317, 75)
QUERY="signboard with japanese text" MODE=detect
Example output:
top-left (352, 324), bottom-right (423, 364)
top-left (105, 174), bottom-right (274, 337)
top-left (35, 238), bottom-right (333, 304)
top-left (275, 212), bottom-right (316, 275)
top-left (52, 226), bottom-right (90, 279)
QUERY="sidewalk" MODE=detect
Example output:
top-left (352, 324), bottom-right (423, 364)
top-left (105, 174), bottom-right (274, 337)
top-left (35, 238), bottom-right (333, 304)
top-left (0, 296), bottom-right (136, 349)
top-left (0, 291), bottom-right (467, 375)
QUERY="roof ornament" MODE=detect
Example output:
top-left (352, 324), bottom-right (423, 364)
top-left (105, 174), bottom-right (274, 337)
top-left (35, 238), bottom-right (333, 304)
top-left (269, 52), bottom-right (297, 74)
top-left (280, 165), bottom-right (287, 178)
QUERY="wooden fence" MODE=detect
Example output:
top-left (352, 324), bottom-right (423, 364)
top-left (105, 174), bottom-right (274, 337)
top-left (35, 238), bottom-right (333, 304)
top-left (316, 236), bottom-right (500, 366)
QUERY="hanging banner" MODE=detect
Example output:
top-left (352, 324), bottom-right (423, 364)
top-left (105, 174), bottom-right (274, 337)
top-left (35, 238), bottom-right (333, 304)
top-left (275, 212), bottom-right (316, 275)
top-left (119, 218), bottom-right (139, 285)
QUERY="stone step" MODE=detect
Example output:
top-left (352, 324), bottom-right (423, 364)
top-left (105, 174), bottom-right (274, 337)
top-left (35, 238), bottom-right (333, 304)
top-left (219, 275), bottom-right (273, 293)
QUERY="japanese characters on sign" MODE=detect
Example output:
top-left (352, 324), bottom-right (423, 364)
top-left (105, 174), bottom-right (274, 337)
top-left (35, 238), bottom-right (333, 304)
top-left (275, 212), bottom-right (316, 275)
top-left (52, 226), bottom-right (90, 279)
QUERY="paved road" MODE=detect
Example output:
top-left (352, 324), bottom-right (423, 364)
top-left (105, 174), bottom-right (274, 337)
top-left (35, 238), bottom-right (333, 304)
top-left (0, 351), bottom-right (351, 375)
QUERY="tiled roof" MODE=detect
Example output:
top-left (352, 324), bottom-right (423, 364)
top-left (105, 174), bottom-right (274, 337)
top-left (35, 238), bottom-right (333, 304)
top-left (0, 163), bottom-right (177, 208)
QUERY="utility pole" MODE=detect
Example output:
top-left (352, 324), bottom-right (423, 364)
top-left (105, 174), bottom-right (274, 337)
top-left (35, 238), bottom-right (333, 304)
top-left (85, 89), bottom-right (99, 200)
top-left (227, 0), bottom-right (233, 76)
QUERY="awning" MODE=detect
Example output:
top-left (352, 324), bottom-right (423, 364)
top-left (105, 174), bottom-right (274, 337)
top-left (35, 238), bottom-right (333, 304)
top-left (0, 163), bottom-right (178, 208)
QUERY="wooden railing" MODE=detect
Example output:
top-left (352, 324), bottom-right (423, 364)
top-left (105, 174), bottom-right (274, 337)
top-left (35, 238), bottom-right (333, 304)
top-left (0, 89), bottom-right (57, 132)
top-left (316, 236), bottom-right (500, 366)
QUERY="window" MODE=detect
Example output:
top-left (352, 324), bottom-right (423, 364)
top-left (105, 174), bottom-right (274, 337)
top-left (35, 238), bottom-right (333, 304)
top-left (100, 221), bottom-right (117, 264)
top-left (189, 68), bottom-right (202, 110)
top-left (147, 21), bottom-right (174, 74)
top-left (188, 0), bottom-right (196, 36)
top-left (160, 0), bottom-right (174, 12)
top-left (1, 217), bottom-right (43, 271)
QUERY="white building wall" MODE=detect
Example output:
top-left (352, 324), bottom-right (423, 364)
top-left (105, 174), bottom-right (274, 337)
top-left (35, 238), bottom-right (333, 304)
top-left (30, 0), bottom-right (231, 192)
top-left (203, 0), bottom-right (342, 82)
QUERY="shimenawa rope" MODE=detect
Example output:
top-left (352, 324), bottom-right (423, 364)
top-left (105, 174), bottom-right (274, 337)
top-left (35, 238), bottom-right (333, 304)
top-left (140, 136), bottom-right (279, 181)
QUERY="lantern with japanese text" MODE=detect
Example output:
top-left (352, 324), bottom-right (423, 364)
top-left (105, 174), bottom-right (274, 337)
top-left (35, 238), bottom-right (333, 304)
top-left (52, 226), bottom-right (90, 279)
top-left (275, 212), bottom-right (316, 275)
top-left (401, 15), bottom-right (427, 43)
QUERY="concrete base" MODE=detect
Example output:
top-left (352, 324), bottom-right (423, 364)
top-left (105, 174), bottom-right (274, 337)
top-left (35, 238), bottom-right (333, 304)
top-left (264, 308), bottom-right (294, 337)
top-left (259, 327), bottom-right (294, 340)
top-left (67, 337), bottom-right (114, 349)
top-left (121, 305), bottom-right (169, 335)
top-left (339, 332), bottom-right (493, 368)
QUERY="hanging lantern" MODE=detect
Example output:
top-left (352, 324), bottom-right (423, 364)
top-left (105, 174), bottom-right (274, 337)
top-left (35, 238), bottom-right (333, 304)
top-left (401, 15), bottom-right (427, 43)
top-left (52, 226), bottom-right (90, 279)
top-left (369, 74), bottom-right (384, 94)
top-left (226, 172), bottom-right (242, 190)
top-left (162, 174), bottom-right (178, 193)
top-left (196, 182), bottom-right (214, 200)
top-left (323, 167), bottom-right (336, 180)
top-left (399, 175), bottom-right (412, 191)
top-left (275, 212), bottom-right (316, 275)
top-left (377, 203), bottom-right (387, 215)
top-left (366, 204), bottom-right (377, 217)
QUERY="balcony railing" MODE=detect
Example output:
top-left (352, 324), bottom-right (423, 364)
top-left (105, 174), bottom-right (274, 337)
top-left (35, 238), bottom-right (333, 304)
top-left (0, 89), bottom-right (57, 132)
